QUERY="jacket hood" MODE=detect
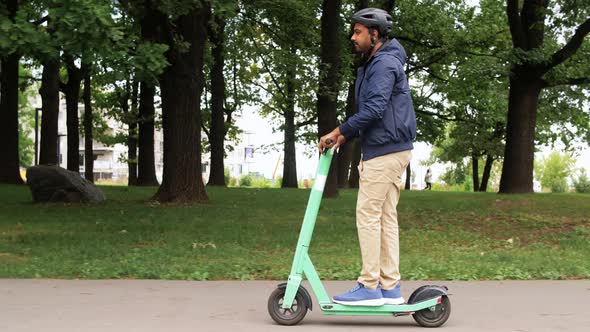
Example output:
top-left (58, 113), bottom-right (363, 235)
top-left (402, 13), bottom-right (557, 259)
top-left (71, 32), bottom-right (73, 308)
top-left (374, 38), bottom-right (407, 65)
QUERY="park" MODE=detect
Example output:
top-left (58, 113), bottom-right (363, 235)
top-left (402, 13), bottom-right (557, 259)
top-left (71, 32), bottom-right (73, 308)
top-left (1, 0), bottom-right (589, 331)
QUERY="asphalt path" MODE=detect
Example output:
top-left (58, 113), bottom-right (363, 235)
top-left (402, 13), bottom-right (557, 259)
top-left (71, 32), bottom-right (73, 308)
top-left (1, 279), bottom-right (589, 331)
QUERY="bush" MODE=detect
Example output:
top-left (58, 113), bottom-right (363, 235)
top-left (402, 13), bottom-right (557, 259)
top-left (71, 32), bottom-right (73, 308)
top-left (535, 152), bottom-right (574, 191)
top-left (550, 178), bottom-right (568, 193)
top-left (251, 177), bottom-right (272, 188)
top-left (224, 167), bottom-right (230, 185)
top-left (432, 183), bottom-right (465, 191)
top-left (229, 177), bottom-right (238, 187)
top-left (574, 169), bottom-right (590, 193)
top-left (239, 175), bottom-right (252, 187)
top-left (274, 176), bottom-right (283, 188)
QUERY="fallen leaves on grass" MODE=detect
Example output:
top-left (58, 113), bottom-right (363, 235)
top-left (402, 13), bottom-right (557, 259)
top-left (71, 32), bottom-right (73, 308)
top-left (192, 242), bottom-right (216, 249)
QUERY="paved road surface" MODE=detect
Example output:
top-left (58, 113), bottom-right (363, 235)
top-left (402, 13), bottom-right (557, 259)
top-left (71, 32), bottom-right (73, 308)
top-left (1, 280), bottom-right (589, 331)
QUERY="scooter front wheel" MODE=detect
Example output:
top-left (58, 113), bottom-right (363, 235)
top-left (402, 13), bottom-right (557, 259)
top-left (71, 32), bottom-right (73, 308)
top-left (412, 295), bottom-right (451, 328)
top-left (267, 287), bottom-right (308, 325)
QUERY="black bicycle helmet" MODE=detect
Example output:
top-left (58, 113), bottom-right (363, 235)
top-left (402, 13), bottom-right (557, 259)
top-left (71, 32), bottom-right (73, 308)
top-left (351, 8), bottom-right (393, 40)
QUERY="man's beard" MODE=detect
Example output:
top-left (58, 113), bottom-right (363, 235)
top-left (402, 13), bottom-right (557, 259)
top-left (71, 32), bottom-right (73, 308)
top-left (353, 42), bottom-right (366, 54)
top-left (353, 42), bottom-right (370, 63)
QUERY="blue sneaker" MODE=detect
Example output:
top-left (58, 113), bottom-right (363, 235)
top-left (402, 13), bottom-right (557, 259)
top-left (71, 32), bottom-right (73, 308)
top-left (381, 283), bottom-right (405, 305)
top-left (333, 283), bottom-right (385, 306)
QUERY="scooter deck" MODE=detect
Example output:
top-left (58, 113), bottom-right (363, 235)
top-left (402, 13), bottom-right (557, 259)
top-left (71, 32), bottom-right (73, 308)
top-left (319, 296), bottom-right (442, 316)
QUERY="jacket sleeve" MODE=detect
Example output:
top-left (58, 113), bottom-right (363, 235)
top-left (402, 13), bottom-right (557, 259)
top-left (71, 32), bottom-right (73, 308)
top-left (339, 57), bottom-right (397, 140)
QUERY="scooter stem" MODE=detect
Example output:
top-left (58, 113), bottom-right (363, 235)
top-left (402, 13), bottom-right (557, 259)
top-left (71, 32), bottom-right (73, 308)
top-left (283, 147), bottom-right (335, 307)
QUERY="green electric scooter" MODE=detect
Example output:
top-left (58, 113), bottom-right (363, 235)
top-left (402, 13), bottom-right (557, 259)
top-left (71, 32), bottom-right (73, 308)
top-left (267, 141), bottom-right (451, 327)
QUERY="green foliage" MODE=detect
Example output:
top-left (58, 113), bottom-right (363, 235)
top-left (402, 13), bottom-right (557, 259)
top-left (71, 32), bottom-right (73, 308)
top-left (131, 42), bottom-right (170, 83)
top-left (250, 177), bottom-right (272, 188)
top-left (238, 174), bottom-right (252, 187)
top-left (52, 0), bottom-right (123, 63)
top-left (0, 3), bottom-right (53, 57)
top-left (17, 65), bottom-right (36, 167)
top-left (18, 119), bottom-right (34, 168)
top-left (431, 183), bottom-right (465, 192)
top-left (550, 178), bottom-right (569, 193)
top-left (535, 152), bottom-right (576, 192)
top-left (274, 176), bottom-right (282, 188)
top-left (239, 0), bottom-right (321, 147)
top-left (573, 169), bottom-right (590, 193)
top-left (229, 177), bottom-right (238, 187)
top-left (440, 161), bottom-right (468, 186)
top-left (224, 167), bottom-right (230, 185)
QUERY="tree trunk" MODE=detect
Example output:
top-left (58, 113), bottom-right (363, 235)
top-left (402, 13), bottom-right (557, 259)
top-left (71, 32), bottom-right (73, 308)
top-left (82, 64), bottom-right (94, 183)
top-left (282, 105), bottom-right (298, 188)
top-left (380, 0), bottom-right (396, 12)
top-left (344, 1), bottom-right (370, 189)
top-left (472, 154), bottom-right (480, 192)
top-left (63, 56), bottom-right (82, 173)
top-left (501, 0), bottom-right (562, 194)
top-left (337, 83), bottom-right (355, 188)
top-left (126, 80), bottom-right (138, 186)
top-left (317, 0), bottom-right (342, 198)
top-left (480, 155), bottom-right (494, 192)
top-left (499, 77), bottom-right (542, 193)
top-left (39, 58), bottom-right (60, 166)
top-left (136, 1), bottom-right (159, 187)
top-left (405, 163), bottom-right (411, 190)
top-left (207, 14), bottom-right (227, 187)
top-left (348, 139), bottom-right (361, 188)
top-left (153, 5), bottom-right (210, 202)
top-left (137, 81), bottom-right (159, 186)
top-left (0, 0), bottom-right (23, 184)
top-left (281, 48), bottom-right (298, 189)
top-left (0, 52), bottom-right (23, 184)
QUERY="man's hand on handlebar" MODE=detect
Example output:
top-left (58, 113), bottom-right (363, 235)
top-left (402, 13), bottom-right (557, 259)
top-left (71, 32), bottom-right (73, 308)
top-left (318, 128), bottom-right (347, 154)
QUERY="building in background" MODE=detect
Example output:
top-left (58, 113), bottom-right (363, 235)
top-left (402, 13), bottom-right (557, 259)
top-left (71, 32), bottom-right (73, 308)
top-left (31, 99), bottom-right (260, 184)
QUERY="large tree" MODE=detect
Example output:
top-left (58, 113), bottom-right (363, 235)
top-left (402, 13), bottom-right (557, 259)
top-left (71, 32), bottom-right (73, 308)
top-left (317, 0), bottom-right (343, 197)
top-left (38, 53), bottom-right (60, 165)
top-left (500, 0), bottom-right (590, 193)
top-left (55, 0), bottom-right (113, 171)
top-left (429, 0), bottom-right (510, 192)
top-left (60, 55), bottom-right (83, 172)
top-left (202, 7), bottom-right (250, 186)
top-left (0, 0), bottom-right (23, 183)
top-left (82, 62), bottom-right (94, 182)
top-left (152, 1), bottom-right (210, 202)
top-left (242, 0), bottom-right (319, 188)
top-left (136, 2), bottom-right (160, 186)
top-left (207, 11), bottom-right (229, 186)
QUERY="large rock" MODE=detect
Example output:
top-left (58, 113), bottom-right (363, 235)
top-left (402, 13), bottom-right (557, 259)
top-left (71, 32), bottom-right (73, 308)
top-left (26, 165), bottom-right (106, 203)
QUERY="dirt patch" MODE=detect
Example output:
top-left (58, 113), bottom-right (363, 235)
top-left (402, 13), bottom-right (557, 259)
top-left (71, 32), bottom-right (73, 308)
top-left (0, 252), bottom-right (27, 263)
top-left (494, 198), bottom-right (533, 211)
top-left (456, 212), bottom-right (585, 247)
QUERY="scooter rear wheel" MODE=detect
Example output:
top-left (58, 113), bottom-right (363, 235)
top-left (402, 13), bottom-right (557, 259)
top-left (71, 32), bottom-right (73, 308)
top-left (268, 287), bottom-right (308, 325)
top-left (412, 295), bottom-right (451, 328)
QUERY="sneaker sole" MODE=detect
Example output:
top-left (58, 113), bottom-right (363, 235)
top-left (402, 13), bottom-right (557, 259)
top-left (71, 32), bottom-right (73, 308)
top-left (332, 298), bottom-right (385, 306)
top-left (383, 297), bottom-right (405, 305)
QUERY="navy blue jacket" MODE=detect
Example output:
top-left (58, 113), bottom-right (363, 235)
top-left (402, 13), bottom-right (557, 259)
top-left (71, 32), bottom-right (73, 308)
top-left (339, 39), bottom-right (416, 161)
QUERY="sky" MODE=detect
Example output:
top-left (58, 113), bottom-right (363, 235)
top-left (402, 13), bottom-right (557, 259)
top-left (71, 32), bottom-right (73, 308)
top-left (234, 105), bottom-right (590, 185)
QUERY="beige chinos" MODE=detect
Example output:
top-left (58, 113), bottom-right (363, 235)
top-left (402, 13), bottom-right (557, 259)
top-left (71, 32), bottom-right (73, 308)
top-left (356, 150), bottom-right (412, 291)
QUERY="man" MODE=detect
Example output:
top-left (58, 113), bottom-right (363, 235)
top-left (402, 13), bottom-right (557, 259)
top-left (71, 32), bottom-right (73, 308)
top-left (318, 8), bottom-right (416, 306)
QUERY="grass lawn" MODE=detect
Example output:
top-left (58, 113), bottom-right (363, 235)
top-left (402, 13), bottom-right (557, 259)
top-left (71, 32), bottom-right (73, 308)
top-left (0, 184), bottom-right (589, 280)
